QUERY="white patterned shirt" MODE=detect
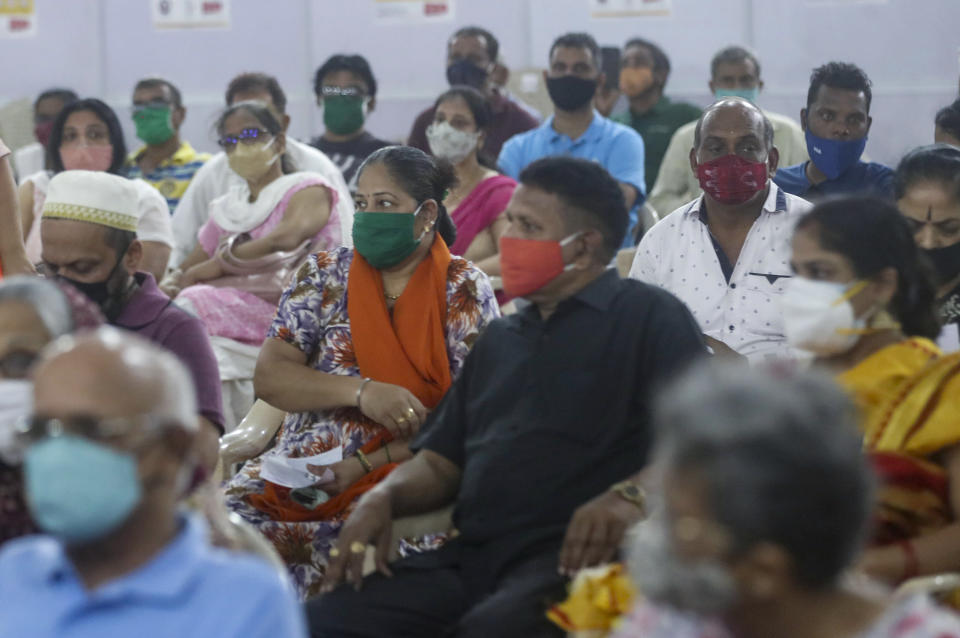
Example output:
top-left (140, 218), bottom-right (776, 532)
top-left (629, 183), bottom-right (812, 362)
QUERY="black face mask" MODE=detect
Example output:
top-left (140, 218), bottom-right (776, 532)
top-left (446, 59), bottom-right (487, 90)
top-left (924, 243), bottom-right (960, 286)
top-left (58, 254), bottom-right (130, 321)
top-left (546, 75), bottom-right (598, 112)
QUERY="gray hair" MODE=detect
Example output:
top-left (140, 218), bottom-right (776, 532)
top-left (651, 362), bottom-right (874, 588)
top-left (0, 276), bottom-right (73, 338)
top-left (710, 45), bottom-right (761, 80)
top-left (693, 98), bottom-right (775, 151)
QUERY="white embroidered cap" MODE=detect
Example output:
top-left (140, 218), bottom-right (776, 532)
top-left (42, 170), bottom-right (141, 232)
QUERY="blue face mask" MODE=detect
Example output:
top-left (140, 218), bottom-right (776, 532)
top-left (804, 129), bottom-right (867, 180)
top-left (714, 87), bottom-right (759, 104)
top-left (25, 435), bottom-right (141, 544)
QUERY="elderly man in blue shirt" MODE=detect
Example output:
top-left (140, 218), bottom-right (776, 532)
top-left (0, 329), bottom-right (305, 638)
top-left (774, 61), bottom-right (894, 200)
top-left (497, 32), bottom-right (646, 247)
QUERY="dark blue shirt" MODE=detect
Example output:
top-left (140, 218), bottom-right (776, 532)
top-left (774, 160), bottom-right (894, 200)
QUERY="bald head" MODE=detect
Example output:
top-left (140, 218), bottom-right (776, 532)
top-left (694, 97), bottom-right (773, 151)
top-left (34, 327), bottom-right (196, 430)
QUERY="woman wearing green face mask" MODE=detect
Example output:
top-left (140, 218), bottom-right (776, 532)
top-left (163, 101), bottom-right (347, 429)
top-left (223, 145), bottom-right (500, 597)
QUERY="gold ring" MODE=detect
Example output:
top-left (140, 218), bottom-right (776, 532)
top-left (329, 547), bottom-right (340, 557)
top-left (397, 416), bottom-right (408, 424)
top-left (406, 408), bottom-right (415, 419)
top-left (350, 541), bottom-right (366, 554)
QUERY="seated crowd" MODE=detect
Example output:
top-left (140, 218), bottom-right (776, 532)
top-left (0, 21), bottom-right (960, 638)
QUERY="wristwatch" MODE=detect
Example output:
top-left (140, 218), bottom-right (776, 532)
top-left (610, 480), bottom-right (647, 513)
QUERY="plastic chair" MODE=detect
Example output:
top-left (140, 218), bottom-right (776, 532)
top-left (219, 399), bottom-right (285, 473)
top-left (895, 573), bottom-right (960, 598)
top-left (220, 399), bottom-right (456, 575)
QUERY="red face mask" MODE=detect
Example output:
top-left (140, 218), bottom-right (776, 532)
top-left (34, 120), bottom-right (55, 147)
top-left (499, 233), bottom-right (580, 298)
top-left (696, 154), bottom-right (769, 205)
top-left (60, 145), bottom-right (114, 172)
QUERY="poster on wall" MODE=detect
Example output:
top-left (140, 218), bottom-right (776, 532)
top-left (0, 0), bottom-right (36, 38)
top-left (152, 0), bottom-right (231, 30)
top-left (805, 0), bottom-right (886, 5)
top-left (374, 0), bottom-right (454, 24)
top-left (589, 0), bottom-right (672, 18)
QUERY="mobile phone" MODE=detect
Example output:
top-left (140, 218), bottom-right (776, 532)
top-left (600, 46), bottom-right (622, 90)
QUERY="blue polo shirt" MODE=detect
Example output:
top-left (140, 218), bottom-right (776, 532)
top-left (0, 513), bottom-right (306, 638)
top-left (774, 160), bottom-right (894, 201)
top-left (497, 111), bottom-right (646, 247)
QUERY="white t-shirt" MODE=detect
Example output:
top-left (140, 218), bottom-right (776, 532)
top-left (170, 138), bottom-right (353, 266)
top-left (23, 170), bottom-right (175, 264)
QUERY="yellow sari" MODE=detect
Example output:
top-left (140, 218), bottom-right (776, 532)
top-left (838, 337), bottom-right (960, 545)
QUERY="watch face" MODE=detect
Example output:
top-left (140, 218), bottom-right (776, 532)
top-left (622, 485), bottom-right (641, 499)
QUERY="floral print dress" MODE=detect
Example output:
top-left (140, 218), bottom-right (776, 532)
top-left (224, 246), bottom-right (499, 598)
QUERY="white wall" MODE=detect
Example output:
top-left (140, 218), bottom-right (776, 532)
top-left (2, 0), bottom-right (957, 166)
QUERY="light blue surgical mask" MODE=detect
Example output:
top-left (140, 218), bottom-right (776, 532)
top-left (714, 87), bottom-right (760, 104)
top-left (25, 435), bottom-right (141, 544)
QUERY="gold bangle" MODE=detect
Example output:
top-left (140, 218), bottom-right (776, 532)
top-left (355, 449), bottom-right (373, 473)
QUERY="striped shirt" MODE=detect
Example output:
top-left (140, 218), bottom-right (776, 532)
top-left (126, 141), bottom-right (210, 213)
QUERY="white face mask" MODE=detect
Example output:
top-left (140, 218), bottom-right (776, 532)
top-left (781, 277), bottom-right (870, 356)
top-left (0, 379), bottom-right (33, 464)
top-left (426, 121), bottom-right (480, 164)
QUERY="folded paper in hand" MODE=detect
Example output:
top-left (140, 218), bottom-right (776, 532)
top-left (259, 447), bottom-right (343, 488)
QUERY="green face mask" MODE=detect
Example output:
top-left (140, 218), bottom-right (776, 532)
top-left (353, 206), bottom-right (426, 269)
top-left (714, 87), bottom-right (759, 104)
top-left (323, 95), bottom-right (366, 135)
top-left (133, 105), bottom-right (175, 146)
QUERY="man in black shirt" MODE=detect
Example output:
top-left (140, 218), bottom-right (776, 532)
top-left (307, 157), bottom-right (705, 637)
top-left (309, 54), bottom-right (392, 193)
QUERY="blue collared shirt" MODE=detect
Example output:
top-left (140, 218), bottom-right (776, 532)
top-left (773, 160), bottom-right (894, 200)
top-left (0, 513), bottom-right (306, 638)
top-left (497, 111), bottom-right (646, 247)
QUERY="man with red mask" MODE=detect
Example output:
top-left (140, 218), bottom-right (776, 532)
top-left (306, 156), bottom-right (705, 637)
top-left (629, 98), bottom-right (812, 362)
top-left (12, 88), bottom-right (77, 180)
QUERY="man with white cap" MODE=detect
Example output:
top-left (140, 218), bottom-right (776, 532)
top-left (0, 329), bottom-right (306, 638)
top-left (39, 170), bottom-right (223, 471)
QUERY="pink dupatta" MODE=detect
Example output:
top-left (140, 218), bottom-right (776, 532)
top-left (448, 175), bottom-right (516, 256)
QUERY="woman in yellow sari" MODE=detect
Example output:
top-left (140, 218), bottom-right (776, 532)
top-left (783, 195), bottom-right (960, 586)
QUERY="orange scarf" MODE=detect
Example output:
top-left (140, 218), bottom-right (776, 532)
top-left (248, 236), bottom-right (453, 523)
top-left (347, 233), bottom-right (452, 409)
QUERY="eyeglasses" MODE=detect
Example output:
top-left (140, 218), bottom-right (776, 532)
top-left (132, 99), bottom-right (172, 115)
top-left (15, 413), bottom-right (169, 448)
top-left (320, 86), bottom-right (365, 99)
top-left (217, 128), bottom-right (269, 151)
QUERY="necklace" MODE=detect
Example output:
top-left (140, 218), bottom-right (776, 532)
top-left (385, 292), bottom-right (400, 301)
